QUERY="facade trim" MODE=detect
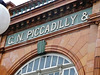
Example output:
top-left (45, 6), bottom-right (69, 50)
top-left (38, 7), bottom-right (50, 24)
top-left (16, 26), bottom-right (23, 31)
top-left (7, 45), bottom-right (84, 75)
top-left (5, 22), bottom-right (90, 51)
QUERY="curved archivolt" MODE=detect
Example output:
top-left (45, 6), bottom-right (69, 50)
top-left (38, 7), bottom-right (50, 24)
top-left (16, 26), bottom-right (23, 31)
top-left (15, 53), bottom-right (78, 75)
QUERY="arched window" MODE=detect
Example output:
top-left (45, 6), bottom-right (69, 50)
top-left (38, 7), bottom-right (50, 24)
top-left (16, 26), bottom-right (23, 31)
top-left (15, 53), bottom-right (78, 75)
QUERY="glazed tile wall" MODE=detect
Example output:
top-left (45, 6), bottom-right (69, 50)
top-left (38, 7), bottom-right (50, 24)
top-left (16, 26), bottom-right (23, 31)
top-left (0, 27), bottom-right (95, 75)
top-left (0, 1), bottom-right (100, 75)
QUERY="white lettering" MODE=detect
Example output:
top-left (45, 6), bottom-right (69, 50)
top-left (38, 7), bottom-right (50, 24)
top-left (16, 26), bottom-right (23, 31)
top-left (45, 25), bottom-right (50, 33)
top-left (27, 30), bottom-right (33, 39)
top-left (8, 36), bottom-right (14, 45)
top-left (17, 33), bottom-right (24, 43)
top-left (32, 29), bottom-right (35, 37)
top-left (51, 22), bottom-right (57, 31)
top-left (58, 20), bottom-right (64, 29)
top-left (40, 26), bottom-right (45, 35)
top-left (71, 15), bottom-right (77, 25)
top-left (34, 28), bottom-right (40, 36)
top-left (65, 18), bottom-right (70, 27)
top-left (81, 12), bottom-right (88, 21)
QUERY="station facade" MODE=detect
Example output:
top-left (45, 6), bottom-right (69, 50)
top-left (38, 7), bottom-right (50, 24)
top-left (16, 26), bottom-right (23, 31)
top-left (0, 0), bottom-right (100, 75)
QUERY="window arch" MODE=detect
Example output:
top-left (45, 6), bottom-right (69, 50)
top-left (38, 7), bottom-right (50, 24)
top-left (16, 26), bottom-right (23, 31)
top-left (15, 53), bottom-right (78, 75)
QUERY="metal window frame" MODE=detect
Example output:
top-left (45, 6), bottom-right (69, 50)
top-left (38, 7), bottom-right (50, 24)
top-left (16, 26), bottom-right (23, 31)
top-left (15, 53), bottom-right (78, 75)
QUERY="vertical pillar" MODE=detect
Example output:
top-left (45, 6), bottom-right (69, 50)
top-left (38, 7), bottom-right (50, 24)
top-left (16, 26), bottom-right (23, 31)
top-left (0, 35), bottom-right (7, 68)
top-left (0, 35), bottom-right (2, 75)
top-left (0, 34), bottom-right (8, 75)
top-left (92, 1), bottom-right (100, 14)
top-left (94, 23), bottom-right (100, 75)
top-left (87, 23), bottom-right (98, 75)
top-left (94, 56), bottom-right (100, 75)
top-left (0, 35), bottom-right (2, 46)
top-left (0, 35), bottom-right (7, 49)
top-left (0, 35), bottom-right (2, 63)
top-left (92, 1), bottom-right (100, 75)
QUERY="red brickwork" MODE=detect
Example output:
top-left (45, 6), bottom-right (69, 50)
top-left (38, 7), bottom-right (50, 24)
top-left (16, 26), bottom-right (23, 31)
top-left (0, 0), bottom-right (100, 75)
top-left (0, 28), bottom-right (89, 75)
top-left (94, 56), bottom-right (100, 75)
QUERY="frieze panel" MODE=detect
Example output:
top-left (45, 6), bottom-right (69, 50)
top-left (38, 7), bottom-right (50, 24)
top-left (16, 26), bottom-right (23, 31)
top-left (5, 7), bottom-right (92, 47)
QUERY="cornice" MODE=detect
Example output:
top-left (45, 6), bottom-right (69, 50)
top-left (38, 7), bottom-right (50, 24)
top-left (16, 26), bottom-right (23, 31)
top-left (5, 21), bottom-right (90, 51)
top-left (4, 0), bottom-right (93, 35)
top-left (9, 0), bottom-right (38, 10)
top-left (88, 12), bottom-right (100, 25)
top-left (10, 0), bottom-right (76, 25)
top-left (2, 0), bottom-right (99, 51)
top-left (9, 0), bottom-right (99, 11)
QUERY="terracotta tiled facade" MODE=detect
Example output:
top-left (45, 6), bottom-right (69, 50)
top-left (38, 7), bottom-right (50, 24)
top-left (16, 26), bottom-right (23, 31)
top-left (0, 0), bottom-right (100, 75)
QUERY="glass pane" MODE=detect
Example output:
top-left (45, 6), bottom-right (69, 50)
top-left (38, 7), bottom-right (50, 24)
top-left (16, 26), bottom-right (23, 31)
top-left (46, 0), bottom-right (48, 2)
top-left (39, 56), bottom-right (46, 69)
top-left (33, 3), bottom-right (36, 7)
top-left (64, 59), bottom-right (69, 64)
top-left (44, 74), bottom-right (48, 75)
top-left (58, 57), bottom-right (63, 65)
top-left (27, 61), bottom-right (34, 72)
top-left (51, 56), bottom-right (57, 67)
top-left (44, 0), bottom-right (48, 4)
top-left (17, 70), bottom-right (21, 75)
top-left (48, 0), bottom-right (52, 3)
top-left (22, 65), bottom-right (27, 73)
top-left (64, 69), bottom-right (69, 75)
top-left (21, 8), bottom-right (24, 12)
top-left (37, 1), bottom-right (40, 5)
top-left (29, 5), bottom-right (32, 9)
top-left (25, 7), bottom-right (27, 11)
top-left (45, 56), bottom-right (51, 68)
top-left (16, 10), bottom-right (19, 14)
top-left (13, 11), bottom-right (16, 15)
top-left (42, 0), bottom-right (45, 4)
top-left (49, 73), bottom-right (53, 75)
top-left (55, 72), bottom-right (59, 75)
top-left (33, 58), bottom-right (40, 71)
top-left (70, 68), bottom-right (75, 75)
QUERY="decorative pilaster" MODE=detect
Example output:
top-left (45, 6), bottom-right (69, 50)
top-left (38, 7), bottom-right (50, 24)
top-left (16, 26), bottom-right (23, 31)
top-left (88, 10), bottom-right (100, 75)
top-left (0, 35), bottom-right (6, 53)
top-left (0, 35), bottom-right (2, 64)
top-left (0, 35), bottom-right (2, 47)
top-left (94, 56), bottom-right (100, 75)
top-left (94, 22), bottom-right (100, 75)
top-left (87, 22), bottom-right (98, 75)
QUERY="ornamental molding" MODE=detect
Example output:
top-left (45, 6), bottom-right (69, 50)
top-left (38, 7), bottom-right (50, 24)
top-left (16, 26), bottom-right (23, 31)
top-left (88, 12), bottom-right (100, 25)
top-left (6, 0), bottom-right (93, 35)
top-left (7, 45), bottom-right (84, 75)
top-left (5, 22), bottom-right (90, 51)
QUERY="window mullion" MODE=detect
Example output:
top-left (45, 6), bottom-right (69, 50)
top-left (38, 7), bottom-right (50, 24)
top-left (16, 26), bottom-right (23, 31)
top-left (25, 64), bottom-right (28, 73)
top-left (59, 67), bottom-right (62, 75)
top-left (68, 68), bottom-right (70, 75)
top-left (41, 66), bottom-right (59, 75)
top-left (56, 56), bottom-right (59, 66)
top-left (20, 68), bottom-right (22, 75)
top-left (38, 71), bottom-right (41, 75)
top-left (15, 54), bottom-right (78, 75)
top-left (44, 56), bottom-right (47, 68)
top-left (38, 57), bottom-right (41, 70)
top-left (50, 55), bottom-right (53, 67)
top-left (62, 64), bottom-right (74, 69)
top-left (31, 61), bottom-right (34, 72)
